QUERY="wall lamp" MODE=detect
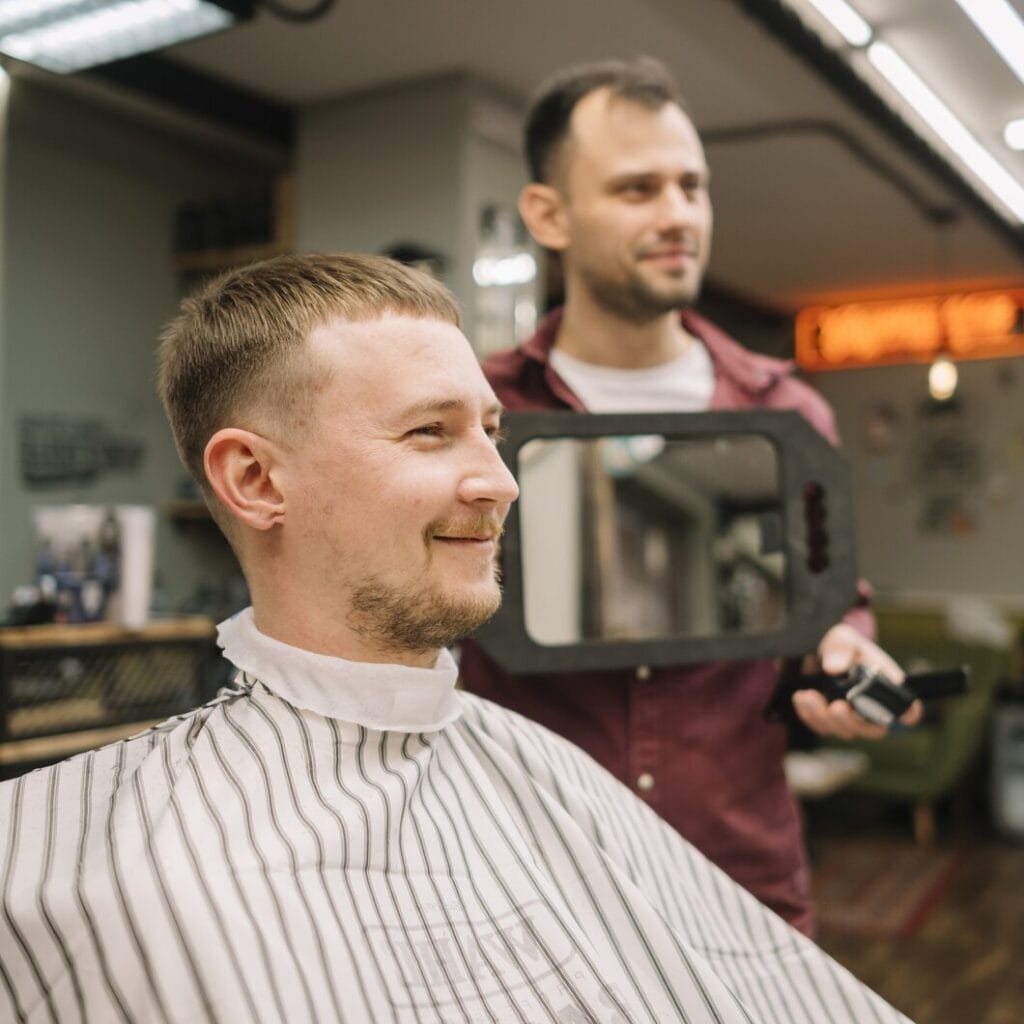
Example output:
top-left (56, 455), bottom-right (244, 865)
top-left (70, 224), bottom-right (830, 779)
top-left (0, 0), bottom-right (254, 74)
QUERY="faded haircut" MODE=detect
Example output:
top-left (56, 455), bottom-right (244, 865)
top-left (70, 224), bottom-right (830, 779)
top-left (524, 56), bottom-right (688, 184)
top-left (157, 252), bottom-right (462, 494)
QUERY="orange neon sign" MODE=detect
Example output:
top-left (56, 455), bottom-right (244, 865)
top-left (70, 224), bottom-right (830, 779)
top-left (795, 289), bottom-right (1024, 370)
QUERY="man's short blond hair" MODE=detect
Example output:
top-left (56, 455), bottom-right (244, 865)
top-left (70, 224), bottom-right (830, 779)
top-left (157, 252), bottom-right (462, 491)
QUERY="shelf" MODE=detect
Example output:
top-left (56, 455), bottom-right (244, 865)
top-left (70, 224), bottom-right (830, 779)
top-left (0, 718), bottom-right (166, 768)
top-left (0, 615), bottom-right (216, 649)
top-left (173, 241), bottom-right (292, 273)
top-left (172, 174), bottom-right (294, 275)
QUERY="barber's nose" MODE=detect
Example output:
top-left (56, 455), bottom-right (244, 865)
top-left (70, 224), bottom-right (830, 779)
top-left (658, 184), bottom-right (697, 227)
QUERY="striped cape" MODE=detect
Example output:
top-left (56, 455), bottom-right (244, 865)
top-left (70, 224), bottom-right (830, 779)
top-left (1, 614), bottom-right (912, 1023)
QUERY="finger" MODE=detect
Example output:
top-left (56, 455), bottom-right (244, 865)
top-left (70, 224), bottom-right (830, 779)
top-left (818, 624), bottom-right (874, 675)
top-left (899, 699), bottom-right (924, 726)
top-left (791, 690), bottom-right (838, 736)
top-left (867, 647), bottom-right (905, 683)
top-left (825, 700), bottom-right (888, 740)
top-left (793, 688), bottom-right (894, 739)
top-left (821, 627), bottom-right (905, 683)
top-left (818, 628), bottom-right (857, 675)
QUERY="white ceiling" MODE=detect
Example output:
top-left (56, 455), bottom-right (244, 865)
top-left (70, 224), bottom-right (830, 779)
top-left (156, 0), bottom-right (1024, 309)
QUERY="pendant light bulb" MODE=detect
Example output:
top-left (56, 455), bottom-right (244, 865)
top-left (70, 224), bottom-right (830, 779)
top-left (928, 357), bottom-right (958, 401)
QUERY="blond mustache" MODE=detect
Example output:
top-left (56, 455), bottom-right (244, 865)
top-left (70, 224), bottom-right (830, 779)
top-left (426, 515), bottom-right (507, 542)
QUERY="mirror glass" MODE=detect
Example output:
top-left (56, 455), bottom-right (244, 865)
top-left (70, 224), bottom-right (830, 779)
top-left (518, 434), bottom-right (785, 645)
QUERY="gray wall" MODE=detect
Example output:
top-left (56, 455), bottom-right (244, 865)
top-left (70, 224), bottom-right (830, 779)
top-left (0, 78), bottom-right (263, 609)
top-left (297, 73), bottom-right (533, 348)
top-left (297, 75), bottom-right (465, 290)
top-left (812, 357), bottom-right (1024, 610)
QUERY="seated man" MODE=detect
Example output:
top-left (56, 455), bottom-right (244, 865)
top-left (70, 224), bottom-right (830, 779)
top-left (0, 253), bottom-right (911, 1023)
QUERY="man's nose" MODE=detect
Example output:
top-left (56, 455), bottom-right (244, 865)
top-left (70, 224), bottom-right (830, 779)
top-left (458, 434), bottom-right (519, 505)
top-left (657, 184), bottom-right (699, 229)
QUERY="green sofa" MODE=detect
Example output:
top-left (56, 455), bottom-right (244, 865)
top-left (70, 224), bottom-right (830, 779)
top-left (825, 608), bottom-right (1014, 843)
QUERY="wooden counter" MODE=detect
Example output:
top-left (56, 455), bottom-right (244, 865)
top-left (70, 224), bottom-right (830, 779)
top-left (0, 615), bottom-right (215, 649)
top-left (1, 616), bottom-right (218, 775)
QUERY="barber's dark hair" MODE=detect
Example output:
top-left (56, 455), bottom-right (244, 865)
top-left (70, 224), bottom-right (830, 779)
top-left (524, 56), bottom-right (688, 183)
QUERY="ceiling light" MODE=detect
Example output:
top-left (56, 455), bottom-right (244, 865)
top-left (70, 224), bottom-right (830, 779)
top-left (1006, 118), bottom-right (1024, 151)
top-left (0, 0), bottom-right (251, 74)
top-left (803, 0), bottom-right (872, 47)
top-left (867, 41), bottom-right (1024, 223)
top-left (472, 252), bottom-right (537, 288)
top-left (952, 0), bottom-right (1024, 88)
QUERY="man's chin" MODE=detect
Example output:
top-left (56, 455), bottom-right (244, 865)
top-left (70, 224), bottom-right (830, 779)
top-left (450, 584), bottom-right (503, 633)
top-left (420, 594), bottom-right (502, 649)
top-left (348, 575), bottom-right (503, 653)
top-left (596, 277), bottom-right (702, 322)
top-left (642, 277), bottom-right (702, 311)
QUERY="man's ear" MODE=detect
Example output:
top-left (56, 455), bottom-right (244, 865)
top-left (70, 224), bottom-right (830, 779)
top-left (204, 428), bottom-right (286, 532)
top-left (518, 183), bottom-right (570, 252)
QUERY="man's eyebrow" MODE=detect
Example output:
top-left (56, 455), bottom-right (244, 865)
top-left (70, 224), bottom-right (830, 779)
top-left (609, 165), bottom-right (709, 184)
top-left (396, 398), bottom-right (505, 419)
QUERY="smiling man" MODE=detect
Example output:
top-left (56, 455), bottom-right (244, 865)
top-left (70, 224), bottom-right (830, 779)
top-left (205, 312), bottom-right (514, 664)
top-left (0, 254), bottom-right (911, 1023)
top-left (459, 58), bottom-right (918, 935)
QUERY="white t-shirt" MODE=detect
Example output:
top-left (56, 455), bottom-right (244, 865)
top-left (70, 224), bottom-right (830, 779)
top-left (549, 339), bottom-right (715, 412)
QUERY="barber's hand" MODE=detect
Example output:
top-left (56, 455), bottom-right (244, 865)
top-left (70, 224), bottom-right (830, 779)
top-left (791, 623), bottom-right (923, 739)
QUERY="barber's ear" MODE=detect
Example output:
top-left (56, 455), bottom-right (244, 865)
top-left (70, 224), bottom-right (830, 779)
top-left (518, 183), bottom-right (570, 251)
top-left (204, 428), bottom-right (286, 531)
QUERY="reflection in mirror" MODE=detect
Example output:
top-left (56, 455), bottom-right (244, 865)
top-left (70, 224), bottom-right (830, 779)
top-left (519, 434), bottom-right (784, 645)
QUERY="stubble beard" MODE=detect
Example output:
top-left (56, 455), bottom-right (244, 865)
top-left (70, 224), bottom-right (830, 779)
top-left (346, 512), bottom-right (507, 656)
top-left (348, 572), bottom-right (502, 656)
top-left (580, 260), bottom-right (703, 325)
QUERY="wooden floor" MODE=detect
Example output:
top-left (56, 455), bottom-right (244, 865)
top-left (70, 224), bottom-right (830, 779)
top-left (808, 796), bottom-right (1024, 1024)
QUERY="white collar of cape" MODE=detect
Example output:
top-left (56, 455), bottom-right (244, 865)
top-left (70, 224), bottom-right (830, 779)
top-left (216, 606), bottom-right (463, 733)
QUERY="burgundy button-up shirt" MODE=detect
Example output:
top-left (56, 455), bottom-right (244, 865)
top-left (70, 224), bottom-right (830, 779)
top-left (460, 307), bottom-right (874, 935)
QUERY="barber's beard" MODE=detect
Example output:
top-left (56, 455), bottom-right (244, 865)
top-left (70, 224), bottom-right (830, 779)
top-left (346, 512), bottom-right (506, 656)
top-left (577, 249), bottom-right (703, 324)
top-left (588, 269), bottom-right (701, 323)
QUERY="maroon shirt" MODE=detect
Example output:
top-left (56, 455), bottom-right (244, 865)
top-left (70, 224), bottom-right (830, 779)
top-left (460, 307), bottom-right (874, 936)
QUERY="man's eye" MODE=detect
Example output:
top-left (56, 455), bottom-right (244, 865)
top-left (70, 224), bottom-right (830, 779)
top-left (487, 425), bottom-right (509, 446)
top-left (409, 424), bottom-right (445, 438)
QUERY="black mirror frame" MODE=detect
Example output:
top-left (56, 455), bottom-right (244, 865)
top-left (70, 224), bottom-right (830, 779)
top-left (471, 409), bottom-right (859, 672)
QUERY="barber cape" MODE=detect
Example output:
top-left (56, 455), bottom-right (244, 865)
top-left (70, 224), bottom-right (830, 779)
top-left (1, 608), bottom-right (911, 1024)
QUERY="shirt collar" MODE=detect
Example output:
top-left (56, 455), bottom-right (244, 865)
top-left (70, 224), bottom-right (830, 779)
top-left (216, 607), bottom-right (463, 733)
top-left (523, 305), bottom-right (792, 398)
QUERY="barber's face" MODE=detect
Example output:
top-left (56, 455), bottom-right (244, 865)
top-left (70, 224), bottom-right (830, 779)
top-left (283, 315), bottom-right (519, 658)
top-left (555, 90), bottom-right (713, 320)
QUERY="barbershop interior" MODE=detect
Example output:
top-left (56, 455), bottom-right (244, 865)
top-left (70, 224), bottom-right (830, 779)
top-left (0, 0), bottom-right (1023, 1020)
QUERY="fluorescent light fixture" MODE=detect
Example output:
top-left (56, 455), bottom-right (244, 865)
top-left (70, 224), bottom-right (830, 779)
top-left (0, 0), bottom-right (249, 74)
top-left (1006, 118), bottom-right (1024, 151)
top-left (953, 0), bottom-right (1024, 88)
top-left (0, 0), bottom-right (90, 36)
top-left (803, 0), bottom-right (872, 47)
top-left (867, 41), bottom-right (1024, 223)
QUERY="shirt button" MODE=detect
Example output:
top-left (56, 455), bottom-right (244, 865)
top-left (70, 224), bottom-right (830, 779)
top-left (637, 772), bottom-right (655, 792)
top-left (635, 664), bottom-right (651, 681)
